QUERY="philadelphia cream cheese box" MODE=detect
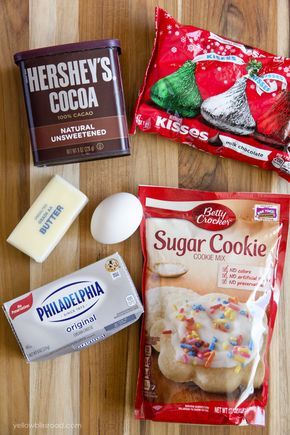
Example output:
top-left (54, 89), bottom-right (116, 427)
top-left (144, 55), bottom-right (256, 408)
top-left (3, 253), bottom-right (143, 361)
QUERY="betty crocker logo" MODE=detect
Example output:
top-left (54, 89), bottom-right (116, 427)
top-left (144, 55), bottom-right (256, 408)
top-left (192, 203), bottom-right (236, 231)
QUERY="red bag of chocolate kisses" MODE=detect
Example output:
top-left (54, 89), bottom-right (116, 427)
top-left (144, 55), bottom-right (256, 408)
top-left (131, 8), bottom-right (290, 180)
top-left (135, 185), bottom-right (290, 425)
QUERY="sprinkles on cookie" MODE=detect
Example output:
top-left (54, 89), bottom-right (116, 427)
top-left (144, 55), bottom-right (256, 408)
top-left (171, 294), bottom-right (254, 371)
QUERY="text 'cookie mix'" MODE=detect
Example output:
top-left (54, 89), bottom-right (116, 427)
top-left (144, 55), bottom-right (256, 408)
top-left (136, 186), bottom-right (290, 426)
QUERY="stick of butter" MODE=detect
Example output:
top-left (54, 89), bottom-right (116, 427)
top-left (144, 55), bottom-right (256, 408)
top-left (7, 175), bottom-right (88, 262)
top-left (3, 253), bottom-right (143, 361)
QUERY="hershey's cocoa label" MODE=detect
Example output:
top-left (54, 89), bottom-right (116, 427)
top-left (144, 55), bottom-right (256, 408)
top-left (21, 48), bottom-right (129, 164)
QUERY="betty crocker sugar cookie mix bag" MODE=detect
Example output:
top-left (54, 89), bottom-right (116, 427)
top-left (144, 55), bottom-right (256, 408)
top-left (131, 8), bottom-right (290, 181)
top-left (135, 186), bottom-right (290, 426)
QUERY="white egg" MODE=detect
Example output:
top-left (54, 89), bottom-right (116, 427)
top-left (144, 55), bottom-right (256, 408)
top-left (90, 192), bottom-right (143, 244)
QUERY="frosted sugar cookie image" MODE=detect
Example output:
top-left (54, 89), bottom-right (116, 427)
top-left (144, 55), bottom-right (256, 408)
top-left (149, 292), bottom-right (267, 393)
top-left (146, 287), bottom-right (198, 352)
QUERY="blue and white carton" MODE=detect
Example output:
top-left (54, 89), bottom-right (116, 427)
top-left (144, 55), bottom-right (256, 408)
top-left (3, 253), bottom-right (143, 361)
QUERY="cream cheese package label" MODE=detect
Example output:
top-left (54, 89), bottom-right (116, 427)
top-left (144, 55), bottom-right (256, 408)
top-left (3, 253), bottom-right (143, 361)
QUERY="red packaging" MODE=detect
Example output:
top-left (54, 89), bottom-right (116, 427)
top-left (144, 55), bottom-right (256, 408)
top-left (136, 185), bottom-right (290, 425)
top-left (131, 8), bottom-right (290, 181)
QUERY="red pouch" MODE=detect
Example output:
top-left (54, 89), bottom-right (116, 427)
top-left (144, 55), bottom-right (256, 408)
top-left (131, 8), bottom-right (290, 181)
top-left (135, 185), bottom-right (290, 425)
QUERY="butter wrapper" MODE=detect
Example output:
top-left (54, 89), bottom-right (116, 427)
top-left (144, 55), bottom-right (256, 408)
top-left (3, 253), bottom-right (143, 361)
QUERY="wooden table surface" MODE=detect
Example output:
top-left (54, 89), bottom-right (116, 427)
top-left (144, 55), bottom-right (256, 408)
top-left (0, 0), bottom-right (289, 434)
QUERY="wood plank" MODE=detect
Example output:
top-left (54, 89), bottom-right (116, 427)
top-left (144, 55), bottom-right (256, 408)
top-left (178, 2), bottom-right (288, 435)
top-left (179, 0), bottom-right (276, 193)
top-left (0, 1), bottom-right (30, 434)
top-left (29, 1), bottom-right (81, 434)
top-left (78, 1), bottom-right (179, 434)
top-left (0, 0), bottom-right (289, 434)
top-left (269, 2), bottom-right (290, 435)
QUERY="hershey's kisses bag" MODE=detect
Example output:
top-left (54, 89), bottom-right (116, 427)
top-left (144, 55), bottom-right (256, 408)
top-left (131, 8), bottom-right (290, 181)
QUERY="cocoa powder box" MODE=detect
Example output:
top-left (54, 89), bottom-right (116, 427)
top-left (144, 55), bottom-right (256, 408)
top-left (14, 40), bottom-right (130, 166)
